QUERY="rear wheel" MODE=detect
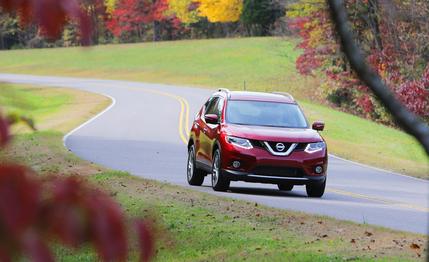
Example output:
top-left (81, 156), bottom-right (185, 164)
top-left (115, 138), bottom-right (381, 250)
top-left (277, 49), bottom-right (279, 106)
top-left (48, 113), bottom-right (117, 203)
top-left (211, 149), bottom-right (230, 191)
top-left (306, 180), bottom-right (326, 198)
top-left (187, 145), bottom-right (205, 186)
top-left (278, 184), bottom-right (294, 191)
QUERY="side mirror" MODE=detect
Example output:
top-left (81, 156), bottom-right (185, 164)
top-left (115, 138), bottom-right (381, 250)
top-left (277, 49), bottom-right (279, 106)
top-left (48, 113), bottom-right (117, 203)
top-left (205, 114), bottom-right (219, 124)
top-left (312, 121), bottom-right (325, 131)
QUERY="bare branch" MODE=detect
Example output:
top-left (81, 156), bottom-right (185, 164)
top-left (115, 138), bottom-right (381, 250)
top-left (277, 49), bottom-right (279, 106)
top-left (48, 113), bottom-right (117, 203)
top-left (327, 0), bottom-right (429, 156)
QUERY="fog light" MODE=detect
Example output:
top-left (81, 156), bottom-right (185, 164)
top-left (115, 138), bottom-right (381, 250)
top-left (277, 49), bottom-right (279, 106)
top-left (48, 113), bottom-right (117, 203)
top-left (232, 161), bottom-right (241, 168)
top-left (315, 166), bottom-right (323, 174)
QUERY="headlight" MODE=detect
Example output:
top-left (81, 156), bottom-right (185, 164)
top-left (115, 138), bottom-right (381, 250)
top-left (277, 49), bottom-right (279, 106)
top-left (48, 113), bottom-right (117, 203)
top-left (226, 136), bottom-right (253, 149)
top-left (305, 142), bottom-right (325, 153)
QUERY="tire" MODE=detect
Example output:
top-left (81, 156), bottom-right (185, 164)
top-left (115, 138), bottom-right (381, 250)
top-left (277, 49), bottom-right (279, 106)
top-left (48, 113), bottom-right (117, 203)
top-left (278, 184), bottom-right (294, 191)
top-left (306, 180), bottom-right (326, 198)
top-left (187, 145), bottom-right (205, 186)
top-left (211, 149), bottom-right (230, 191)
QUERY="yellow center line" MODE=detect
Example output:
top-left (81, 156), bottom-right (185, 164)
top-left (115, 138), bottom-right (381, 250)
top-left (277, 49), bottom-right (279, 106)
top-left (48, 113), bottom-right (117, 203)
top-left (129, 87), bottom-right (428, 213)
top-left (328, 188), bottom-right (429, 213)
top-left (127, 87), bottom-right (189, 145)
top-left (182, 98), bottom-right (191, 137)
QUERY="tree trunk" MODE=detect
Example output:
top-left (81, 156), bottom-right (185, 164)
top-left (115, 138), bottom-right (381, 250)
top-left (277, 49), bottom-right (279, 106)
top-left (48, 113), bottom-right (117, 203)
top-left (153, 21), bottom-right (161, 41)
top-left (0, 32), bottom-right (4, 50)
top-left (368, 0), bottom-right (383, 51)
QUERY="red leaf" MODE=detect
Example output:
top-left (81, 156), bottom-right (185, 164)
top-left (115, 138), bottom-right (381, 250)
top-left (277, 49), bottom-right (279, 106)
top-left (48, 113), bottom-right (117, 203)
top-left (87, 193), bottom-right (128, 261)
top-left (0, 246), bottom-right (12, 262)
top-left (44, 177), bottom-right (129, 261)
top-left (135, 220), bottom-right (155, 262)
top-left (0, 165), bottom-right (40, 236)
top-left (0, 0), bottom-right (93, 45)
top-left (41, 177), bottom-right (93, 247)
top-left (22, 232), bottom-right (54, 262)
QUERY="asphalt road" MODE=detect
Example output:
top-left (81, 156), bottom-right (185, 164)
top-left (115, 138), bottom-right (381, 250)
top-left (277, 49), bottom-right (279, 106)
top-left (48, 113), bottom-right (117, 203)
top-left (1, 73), bottom-right (428, 234)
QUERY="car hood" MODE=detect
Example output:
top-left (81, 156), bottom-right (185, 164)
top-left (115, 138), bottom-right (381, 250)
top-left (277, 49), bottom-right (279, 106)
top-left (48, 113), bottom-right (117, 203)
top-left (222, 124), bottom-right (323, 143)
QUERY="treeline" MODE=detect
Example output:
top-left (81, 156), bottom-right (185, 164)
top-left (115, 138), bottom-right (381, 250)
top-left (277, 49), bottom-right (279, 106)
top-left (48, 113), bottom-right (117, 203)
top-left (289, 0), bottom-right (429, 123)
top-left (0, 0), bottom-right (289, 49)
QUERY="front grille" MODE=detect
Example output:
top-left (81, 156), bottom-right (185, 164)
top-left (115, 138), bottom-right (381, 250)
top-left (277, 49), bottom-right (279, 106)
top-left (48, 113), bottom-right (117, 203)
top-left (250, 139), bottom-right (307, 155)
top-left (265, 141), bottom-right (293, 153)
top-left (252, 166), bottom-right (304, 177)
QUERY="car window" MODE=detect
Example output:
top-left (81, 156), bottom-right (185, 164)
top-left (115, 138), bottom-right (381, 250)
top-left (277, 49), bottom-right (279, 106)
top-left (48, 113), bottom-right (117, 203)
top-left (205, 97), bottom-right (220, 115)
top-left (216, 98), bottom-right (224, 118)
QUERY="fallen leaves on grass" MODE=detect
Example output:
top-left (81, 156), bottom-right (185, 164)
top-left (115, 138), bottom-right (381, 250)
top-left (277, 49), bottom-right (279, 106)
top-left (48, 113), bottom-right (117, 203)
top-left (410, 243), bottom-right (421, 250)
top-left (364, 231), bottom-right (373, 237)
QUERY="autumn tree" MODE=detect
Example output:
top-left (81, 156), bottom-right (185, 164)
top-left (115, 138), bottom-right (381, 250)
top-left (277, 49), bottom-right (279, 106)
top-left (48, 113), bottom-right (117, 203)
top-left (0, 0), bottom-right (93, 45)
top-left (105, 0), bottom-right (118, 14)
top-left (107, 0), bottom-right (152, 41)
top-left (107, 0), bottom-right (183, 42)
top-left (327, 0), bottom-right (429, 167)
top-left (0, 11), bottom-right (24, 49)
top-left (167, 0), bottom-right (200, 24)
top-left (197, 0), bottom-right (243, 22)
top-left (241, 0), bottom-right (284, 36)
top-left (288, 0), bottom-right (429, 124)
top-left (80, 0), bottom-right (109, 44)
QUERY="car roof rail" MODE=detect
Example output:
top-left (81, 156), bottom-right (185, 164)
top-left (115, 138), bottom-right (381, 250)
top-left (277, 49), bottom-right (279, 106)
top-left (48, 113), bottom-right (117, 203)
top-left (218, 88), bottom-right (230, 93)
top-left (272, 92), bottom-right (295, 101)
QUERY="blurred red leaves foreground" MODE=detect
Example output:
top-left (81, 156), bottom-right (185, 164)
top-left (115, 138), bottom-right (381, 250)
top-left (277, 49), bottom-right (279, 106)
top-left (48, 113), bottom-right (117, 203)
top-left (0, 0), bottom-right (91, 44)
top-left (0, 116), bottom-right (156, 261)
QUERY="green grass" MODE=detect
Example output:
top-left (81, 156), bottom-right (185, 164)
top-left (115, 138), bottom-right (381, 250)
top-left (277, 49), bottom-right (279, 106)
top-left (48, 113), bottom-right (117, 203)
top-left (0, 83), bottom-right (110, 133)
top-left (302, 102), bottom-right (428, 177)
top-left (0, 83), bottom-right (71, 121)
top-left (0, 37), bottom-right (315, 96)
top-left (0, 37), bottom-right (427, 178)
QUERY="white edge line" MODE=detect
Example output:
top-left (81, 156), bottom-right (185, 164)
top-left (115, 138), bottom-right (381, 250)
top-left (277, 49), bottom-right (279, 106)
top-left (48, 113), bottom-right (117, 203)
top-left (329, 154), bottom-right (428, 183)
top-left (63, 93), bottom-right (116, 149)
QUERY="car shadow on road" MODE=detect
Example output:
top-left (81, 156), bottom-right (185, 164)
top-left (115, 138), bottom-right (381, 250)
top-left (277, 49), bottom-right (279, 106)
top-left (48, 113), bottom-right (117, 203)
top-left (199, 184), bottom-right (308, 198)
top-left (228, 187), bottom-right (307, 198)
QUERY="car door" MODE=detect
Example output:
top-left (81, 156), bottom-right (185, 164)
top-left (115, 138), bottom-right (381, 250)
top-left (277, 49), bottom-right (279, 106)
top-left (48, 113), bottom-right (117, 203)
top-left (198, 96), bottom-right (221, 167)
top-left (195, 97), bottom-right (216, 167)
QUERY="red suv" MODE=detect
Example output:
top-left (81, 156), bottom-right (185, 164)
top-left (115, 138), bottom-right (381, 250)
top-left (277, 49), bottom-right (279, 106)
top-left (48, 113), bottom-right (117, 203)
top-left (187, 90), bottom-right (327, 197)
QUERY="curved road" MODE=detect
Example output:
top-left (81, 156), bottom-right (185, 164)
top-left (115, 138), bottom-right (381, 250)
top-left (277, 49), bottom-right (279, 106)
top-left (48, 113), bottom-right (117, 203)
top-left (1, 73), bottom-right (427, 234)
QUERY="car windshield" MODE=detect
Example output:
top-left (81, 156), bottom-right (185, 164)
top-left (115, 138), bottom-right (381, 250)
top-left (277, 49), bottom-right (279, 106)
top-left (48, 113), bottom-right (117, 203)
top-left (226, 100), bottom-right (308, 128)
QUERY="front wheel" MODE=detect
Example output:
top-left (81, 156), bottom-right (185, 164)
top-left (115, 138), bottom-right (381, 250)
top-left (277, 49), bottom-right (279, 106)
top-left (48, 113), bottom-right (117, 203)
top-left (306, 180), bottom-right (326, 198)
top-left (187, 145), bottom-right (205, 186)
top-left (211, 149), bottom-right (230, 191)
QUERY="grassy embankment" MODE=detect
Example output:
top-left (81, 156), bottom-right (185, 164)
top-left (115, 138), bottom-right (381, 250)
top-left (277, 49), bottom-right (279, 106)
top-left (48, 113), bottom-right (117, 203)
top-left (0, 83), bottom-right (426, 261)
top-left (0, 37), bottom-right (426, 178)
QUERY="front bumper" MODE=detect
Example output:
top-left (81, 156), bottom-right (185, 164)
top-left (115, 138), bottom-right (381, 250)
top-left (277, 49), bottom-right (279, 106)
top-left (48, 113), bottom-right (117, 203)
top-left (223, 169), bottom-right (326, 185)
top-left (221, 142), bottom-right (328, 178)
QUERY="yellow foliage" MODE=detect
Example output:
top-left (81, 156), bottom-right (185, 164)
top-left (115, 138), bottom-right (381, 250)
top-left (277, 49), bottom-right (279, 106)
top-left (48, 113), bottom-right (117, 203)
top-left (167, 0), bottom-right (200, 24)
top-left (197, 0), bottom-right (243, 23)
top-left (105, 0), bottom-right (117, 14)
top-left (287, 0), bottom-right (325, 18)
